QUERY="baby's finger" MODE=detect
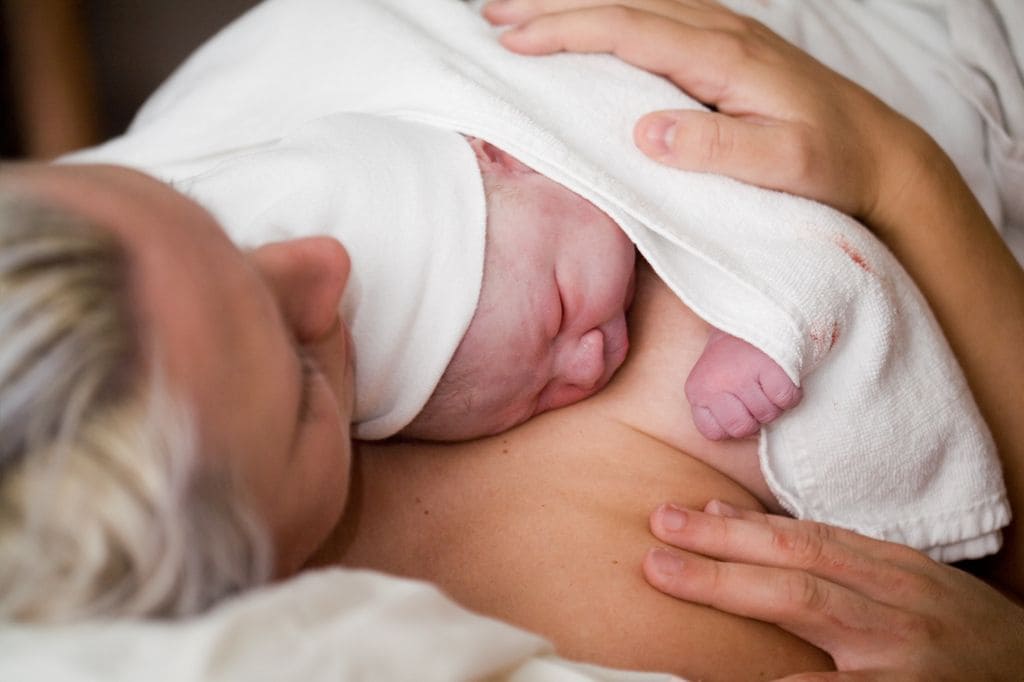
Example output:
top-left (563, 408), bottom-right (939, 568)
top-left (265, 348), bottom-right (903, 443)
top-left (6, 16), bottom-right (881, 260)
top-left (708, 392), bottom-right (759, 438)
top-left (735, 380), bottom-right (783, 424)
top-left (651, 503), bottom-right (936, 602)
top-left (691, 405), bottom-right (727, 441)
top-left (757, 363), bottom-right (802, 410)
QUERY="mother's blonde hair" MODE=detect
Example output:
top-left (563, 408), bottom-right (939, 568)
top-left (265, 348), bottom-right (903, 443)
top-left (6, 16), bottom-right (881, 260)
top-left (0, 192), bottom-right (271, 622)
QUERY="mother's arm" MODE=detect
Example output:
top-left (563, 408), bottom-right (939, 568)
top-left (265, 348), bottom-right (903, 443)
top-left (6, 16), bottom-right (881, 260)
top-left (484, 0), bottom-right (1024, 596)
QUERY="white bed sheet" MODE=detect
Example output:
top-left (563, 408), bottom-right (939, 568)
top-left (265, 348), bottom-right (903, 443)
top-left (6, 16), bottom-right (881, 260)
top-left (0, 569), bottom-right (681, 682)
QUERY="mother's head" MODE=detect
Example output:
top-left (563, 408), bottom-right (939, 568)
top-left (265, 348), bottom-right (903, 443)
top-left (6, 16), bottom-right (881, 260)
top-left (0, 164), bottom-right (355, 622)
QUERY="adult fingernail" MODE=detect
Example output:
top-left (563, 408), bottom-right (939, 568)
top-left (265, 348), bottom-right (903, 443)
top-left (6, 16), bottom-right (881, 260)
top-left (642, 116), bottom-right (677, 155)
top-left (649, 548), bottom-right (685, 576)
top-left (659, 504), bottom-right (688, 531)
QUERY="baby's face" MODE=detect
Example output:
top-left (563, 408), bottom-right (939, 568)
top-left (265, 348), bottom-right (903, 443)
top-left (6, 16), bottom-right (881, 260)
top-left (404, 139), bottom-right (636, 440)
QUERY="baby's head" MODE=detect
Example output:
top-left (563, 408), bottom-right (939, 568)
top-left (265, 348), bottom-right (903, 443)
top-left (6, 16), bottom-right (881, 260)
top-left (402, 138), bottom-right (636, 440)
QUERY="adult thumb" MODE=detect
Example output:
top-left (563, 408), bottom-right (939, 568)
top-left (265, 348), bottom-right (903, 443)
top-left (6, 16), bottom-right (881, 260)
top-left (635, 110), bottom-right (797, 190)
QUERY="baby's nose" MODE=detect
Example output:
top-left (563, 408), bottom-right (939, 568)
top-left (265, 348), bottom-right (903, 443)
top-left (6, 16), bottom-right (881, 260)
top-left (555, 328), bottom-right (606, 392)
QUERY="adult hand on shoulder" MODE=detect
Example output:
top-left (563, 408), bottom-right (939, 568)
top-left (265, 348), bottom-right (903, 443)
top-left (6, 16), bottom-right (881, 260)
top-left (643, 500), bottom-right (1024, 681)
top-left (482, 0), bottom-right (924, 225)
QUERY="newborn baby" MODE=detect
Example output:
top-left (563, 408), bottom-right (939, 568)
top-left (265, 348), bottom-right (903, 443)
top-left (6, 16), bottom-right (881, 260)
top-left (403, 136), bottom-right (801, 441)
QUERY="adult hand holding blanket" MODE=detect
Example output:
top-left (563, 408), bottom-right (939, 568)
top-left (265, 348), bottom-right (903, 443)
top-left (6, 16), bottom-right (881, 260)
top-left (66, 0), bottom-right (1008, 561)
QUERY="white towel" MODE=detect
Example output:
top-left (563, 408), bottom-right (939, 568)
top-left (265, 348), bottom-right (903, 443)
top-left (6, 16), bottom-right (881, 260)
top-left (66, 0), bottom-right (1009, 560)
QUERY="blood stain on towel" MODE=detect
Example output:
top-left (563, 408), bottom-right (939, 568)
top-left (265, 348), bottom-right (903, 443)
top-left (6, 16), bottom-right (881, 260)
top-left (810, 321), bottom-right (841, 354)
top-left (834, 235), bottom-right (873, 274)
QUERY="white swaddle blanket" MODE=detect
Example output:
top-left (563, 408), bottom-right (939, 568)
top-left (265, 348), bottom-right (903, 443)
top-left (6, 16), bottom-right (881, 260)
top-left (66, 0), bottom-right (1009, 560)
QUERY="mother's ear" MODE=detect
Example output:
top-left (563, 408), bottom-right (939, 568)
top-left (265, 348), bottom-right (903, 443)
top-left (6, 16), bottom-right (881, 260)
top-left (466, 136), bottom-right (536, 174)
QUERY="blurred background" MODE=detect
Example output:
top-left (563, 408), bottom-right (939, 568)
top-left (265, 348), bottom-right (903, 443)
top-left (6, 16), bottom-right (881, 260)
top-left (2, 0), bottom-right (259, 159)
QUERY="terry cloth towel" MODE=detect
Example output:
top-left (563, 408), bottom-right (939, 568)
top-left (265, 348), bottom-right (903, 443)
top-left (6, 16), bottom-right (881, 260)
top-left (66, 0), bottom-right (1008, 560)
top-left (0, 568), bottom-right (681, 682)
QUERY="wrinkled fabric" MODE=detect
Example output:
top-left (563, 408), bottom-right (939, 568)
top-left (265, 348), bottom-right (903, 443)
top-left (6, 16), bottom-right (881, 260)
top-left (0, 569), bottom-right (681, 681)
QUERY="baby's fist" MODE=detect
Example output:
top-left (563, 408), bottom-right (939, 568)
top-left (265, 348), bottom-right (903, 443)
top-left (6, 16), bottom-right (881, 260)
top-left (685, 330), bottom-right (802, 440)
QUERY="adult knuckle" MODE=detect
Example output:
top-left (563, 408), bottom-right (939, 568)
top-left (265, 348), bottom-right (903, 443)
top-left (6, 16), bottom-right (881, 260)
top-left (725, 13), bottom-right (759, 36)
top-left (780, 126), bottom-right (819, 187)
top-left (700, 4), bottom-right (745, 33)
top-left (888, 570), bottom-right (945, 604)
top-left (721, 14), bottom-right (775, 58)
top-left (704, 560), bottom-right (731, 604)
top-left (737, 15), bottom-right (773, 41)
top-left (727, 16), bottom-right (779, 61)
top-left (892, 610), bottom-right (944, 646)
top-left (687, 116), bottom-right (733, 168)
top-left (712, 31), bottom-right (749, 65)
top-left (770, 522), bottom-right (831, 569)
top-left (598, 4), bottom-right (642, 30)
top-left (889, 542), bottom-right (933, 568)
top-left (780, 570), bottom-right (829, 614)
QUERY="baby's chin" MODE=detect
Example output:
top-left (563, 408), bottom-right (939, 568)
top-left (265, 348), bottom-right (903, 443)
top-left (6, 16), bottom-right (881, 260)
top-left (398, 394), bottom-right (531, 442)
top-left (402, 384), bottom-right (609, 442)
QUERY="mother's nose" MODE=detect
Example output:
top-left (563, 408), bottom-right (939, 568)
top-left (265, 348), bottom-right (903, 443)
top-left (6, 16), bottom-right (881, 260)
top-left (249, 236), bottom-right (350, 342)
top-left (555, 327), bottom-right (606, 392)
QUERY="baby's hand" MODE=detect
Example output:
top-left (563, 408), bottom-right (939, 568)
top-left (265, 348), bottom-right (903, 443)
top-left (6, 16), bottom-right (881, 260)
top-left (685, 330), bottom-right (802, 440)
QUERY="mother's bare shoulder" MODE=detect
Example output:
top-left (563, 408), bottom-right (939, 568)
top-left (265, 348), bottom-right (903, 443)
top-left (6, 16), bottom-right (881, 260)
top-left (315, 407), bottom-right (831, 680)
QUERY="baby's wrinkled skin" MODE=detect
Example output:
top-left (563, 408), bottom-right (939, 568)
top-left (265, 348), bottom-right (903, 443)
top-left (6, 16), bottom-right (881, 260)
top-left (402, 138), bottom-right (801, 442)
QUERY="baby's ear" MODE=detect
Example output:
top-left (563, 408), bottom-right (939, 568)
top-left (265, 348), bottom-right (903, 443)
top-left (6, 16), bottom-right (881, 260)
top-left (466, 136), bottom-right (536, 175)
